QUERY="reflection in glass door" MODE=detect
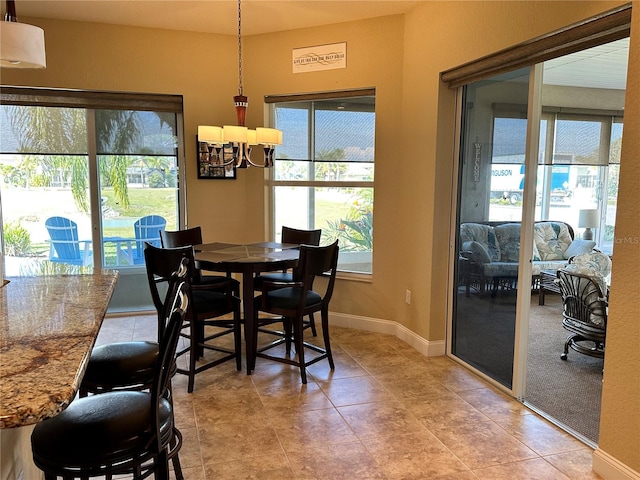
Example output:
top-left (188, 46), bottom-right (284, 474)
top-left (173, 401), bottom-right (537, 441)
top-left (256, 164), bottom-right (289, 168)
top-left (452, 68), bottom-right (531, 388)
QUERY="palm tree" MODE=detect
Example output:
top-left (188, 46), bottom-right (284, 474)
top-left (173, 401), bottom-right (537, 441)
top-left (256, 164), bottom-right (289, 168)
top-left (6, 106), bottom-right (175, 212)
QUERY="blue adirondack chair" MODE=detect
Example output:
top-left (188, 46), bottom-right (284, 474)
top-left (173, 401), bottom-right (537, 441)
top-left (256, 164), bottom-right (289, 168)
top-left (133, 215), bottom-right (167, 264)
top-left (45, 216), bottom-right (93, 266)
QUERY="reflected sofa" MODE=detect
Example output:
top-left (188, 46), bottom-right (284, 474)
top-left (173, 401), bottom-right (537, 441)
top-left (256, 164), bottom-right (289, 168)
top-left (459, 221), bottom-right (596, 295)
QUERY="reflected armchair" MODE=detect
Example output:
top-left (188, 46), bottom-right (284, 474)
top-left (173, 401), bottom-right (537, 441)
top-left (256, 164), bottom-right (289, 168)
top-left (44, 216), bottom-right (92, 266)
top-left (557, 269), bottom-right (608, 360)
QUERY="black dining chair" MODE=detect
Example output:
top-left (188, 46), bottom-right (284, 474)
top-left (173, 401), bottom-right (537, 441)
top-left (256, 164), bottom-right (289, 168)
top-left (145, 243), bottom-right (242, 393)
top-left (79, 258), bottom-right (190, 398)
top-left (254, 226), bottom-right (322, 337)
top-left (31, 272), bottom-right (188, 480)
top-left (160, 226), bottom-right (240, 295)
top-left (254, 240), bottom-right (339, 384)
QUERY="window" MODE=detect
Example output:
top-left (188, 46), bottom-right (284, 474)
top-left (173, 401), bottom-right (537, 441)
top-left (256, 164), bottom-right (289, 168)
top-left (488, 104), bottom-right (622, 254)
top-left (268, 90), bottom-right (375, 274)
top-left (0, 87), bottom-right (184, 312)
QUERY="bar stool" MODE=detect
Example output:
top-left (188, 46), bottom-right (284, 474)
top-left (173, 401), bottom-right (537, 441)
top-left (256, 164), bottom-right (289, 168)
top-left (31, 274), bottom-right (188, 480)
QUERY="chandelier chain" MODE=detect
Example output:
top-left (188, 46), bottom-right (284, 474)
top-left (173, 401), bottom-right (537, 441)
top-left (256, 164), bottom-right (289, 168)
top-left (237, 0), bottom-right (243, 96)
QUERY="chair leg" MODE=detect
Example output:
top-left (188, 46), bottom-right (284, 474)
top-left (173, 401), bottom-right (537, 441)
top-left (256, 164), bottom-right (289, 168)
top-left (234, 307), bottom-right (242, 371)
top-left (561, 334), bottom-right (573, 360)
top-left (321, 308), bottom-right (335, 370)
top-left (293, 315), bottom-right (307, 384)
top-left (154, 450), bottom-right (170, 480)
top-left (188, 320), bottom-right (197, 393)
top-left (283, 317), bottom-right (293, 355)
top-left (197, 323), bottom-right (205, 358)
top-left (307, 312), bottom-right (317, 337)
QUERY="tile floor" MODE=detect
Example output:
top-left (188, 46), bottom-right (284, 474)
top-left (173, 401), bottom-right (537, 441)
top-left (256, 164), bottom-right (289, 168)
top-left (97, 314), bottom-right (603, 480)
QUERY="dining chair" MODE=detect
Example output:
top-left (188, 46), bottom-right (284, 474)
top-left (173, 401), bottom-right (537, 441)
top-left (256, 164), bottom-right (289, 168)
top-left (160, 226), bottom-right (239, 294)
top-left (254, 240), bottom-right (339, 384)
top-left (31, 278), bottom-right (188, 480)
top-left (133, 214), bottom-right (167, 264)
top-left (144, 243), bottom-right (242, 392)
top-left (254, 226), bottom-right (322, 337)
top-left (79, 257), bottom-right (189, 396)
top-left (44, 216), bottom-right (92, 266)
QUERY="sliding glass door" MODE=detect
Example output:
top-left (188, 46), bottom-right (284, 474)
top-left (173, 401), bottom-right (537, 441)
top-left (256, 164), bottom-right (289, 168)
top-left (452, 68), bottom-right (532, 388)
top-left (0, 96), bottom-right (182, 312)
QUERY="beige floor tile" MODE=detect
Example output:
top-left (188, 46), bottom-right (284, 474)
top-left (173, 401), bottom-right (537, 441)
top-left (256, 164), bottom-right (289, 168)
top-left (306, 346), bottom-right (369, 380)
top-left (203, 453), bottom-right (294, 479)
top-left (179, 465), bottom-right (205, 480)
top-left (318, 375), bottom-right (394, 406)
top-left (493, 412), bottom-right (586, 456)
top-left (361, 431), bottom-right (471, 479)
top-left (287, 442), bottom-right (386, 480)
top-left (192, 388), bottom-right (270, 426)
top-left (472, 457), bottom-right (571, 479)
top-left (427, 363), bottom-right (496, 392)
top-left (428, 419), bottom-right (538, 469)
top-left (403, 389), bottom-right (490, 429)
top-left (271, 407), bottom-right (358, 451)
top-left (544, 449), bottom-right (604, 479)
top-left (197, 420), bottom-right (284, 465)
top-left (456, 386), bottom-right (531, 420)
top-left (258, 378), bottom-right (334, 412)
top-left (338, 400), bottom-right (428, 438)
top-left (176, 426), bottom-right (203, 470)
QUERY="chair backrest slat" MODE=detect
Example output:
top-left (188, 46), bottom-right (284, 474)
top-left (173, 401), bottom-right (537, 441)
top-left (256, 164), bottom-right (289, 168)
top-left (295, 240), bottom-right (340, 303)
top-left (558, 270), bottom-right (607, 328)
top-left (282, 226), bottom-right (321, 246)
top-left (160, 226), bottom-right (203, 248)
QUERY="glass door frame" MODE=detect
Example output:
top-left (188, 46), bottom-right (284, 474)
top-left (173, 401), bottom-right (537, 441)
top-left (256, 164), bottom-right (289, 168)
top-left (446, 64), bottom-right (544, 399)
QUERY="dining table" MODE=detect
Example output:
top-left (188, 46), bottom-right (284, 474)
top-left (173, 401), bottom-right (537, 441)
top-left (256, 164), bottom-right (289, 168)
top-left (194, 241), bottom-right (300, 374)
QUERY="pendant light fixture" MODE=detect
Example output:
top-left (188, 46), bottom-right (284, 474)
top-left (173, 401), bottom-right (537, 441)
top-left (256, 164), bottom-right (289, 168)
top-left (198, 0), bottom-right (282, 169)
top-left (1, 0), bottom-right (46, 68)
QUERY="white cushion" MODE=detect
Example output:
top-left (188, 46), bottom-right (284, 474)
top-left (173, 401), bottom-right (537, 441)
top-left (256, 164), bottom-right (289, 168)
top-left (563, 239), bottom-right (596, 259)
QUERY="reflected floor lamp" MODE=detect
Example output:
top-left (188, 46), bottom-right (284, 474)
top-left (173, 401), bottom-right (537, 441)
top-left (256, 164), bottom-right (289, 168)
top-left (578, 209), bottom-right (599, 241)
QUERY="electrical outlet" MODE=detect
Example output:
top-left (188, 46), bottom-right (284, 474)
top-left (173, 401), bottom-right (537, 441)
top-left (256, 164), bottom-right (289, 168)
top-left (405, 289), bottom-right (411, 304)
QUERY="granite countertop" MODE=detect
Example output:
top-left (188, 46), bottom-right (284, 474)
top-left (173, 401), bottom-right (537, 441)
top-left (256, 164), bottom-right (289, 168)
top-left (0, 271), bottom-right (119, 429)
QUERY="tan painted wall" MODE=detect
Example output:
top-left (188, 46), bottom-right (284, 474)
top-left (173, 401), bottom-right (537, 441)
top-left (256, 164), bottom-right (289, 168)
top-left (598, 1), bottom-right (640, 472)
top-left (1, 1), bottom-right (638, 472)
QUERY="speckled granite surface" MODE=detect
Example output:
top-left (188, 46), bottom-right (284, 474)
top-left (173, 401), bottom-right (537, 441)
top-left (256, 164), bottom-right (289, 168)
top-left (0, 271), bottom-right (118, 429)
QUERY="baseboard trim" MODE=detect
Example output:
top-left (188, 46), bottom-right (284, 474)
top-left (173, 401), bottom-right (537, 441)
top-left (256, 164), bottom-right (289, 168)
top-left (329, 312), bottom-right (445, 357)
top-left (593, 448), bottom-right (640, 480)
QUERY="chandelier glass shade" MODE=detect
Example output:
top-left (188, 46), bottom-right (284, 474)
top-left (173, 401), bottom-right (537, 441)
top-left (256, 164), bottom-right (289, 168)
top-left (197, 0), bottom-right (281, 169)
top-left (1, 0), bottom-right (46, 69)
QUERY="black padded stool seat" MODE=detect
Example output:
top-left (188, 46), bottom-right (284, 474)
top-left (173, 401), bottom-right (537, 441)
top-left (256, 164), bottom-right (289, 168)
top-left (80, 341), bottom-right (158, 393)
top-left (31, 391), bottom-right (175, 474)
top-left (258, 287), bottom-right (322, 310)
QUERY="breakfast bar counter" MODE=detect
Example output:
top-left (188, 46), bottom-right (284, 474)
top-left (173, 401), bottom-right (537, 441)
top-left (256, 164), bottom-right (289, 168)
top-left (0, 271), bottom-right (118, 480)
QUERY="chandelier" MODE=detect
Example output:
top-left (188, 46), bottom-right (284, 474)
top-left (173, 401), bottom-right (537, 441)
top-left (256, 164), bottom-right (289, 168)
top-left (0, 0), bottom-right (46, 68)
top-left (198, 0), bottom-right (282, 168)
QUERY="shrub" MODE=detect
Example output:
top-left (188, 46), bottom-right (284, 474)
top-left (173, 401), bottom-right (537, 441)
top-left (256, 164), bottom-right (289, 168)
top-left (3, 222), bottom-right (32, 256)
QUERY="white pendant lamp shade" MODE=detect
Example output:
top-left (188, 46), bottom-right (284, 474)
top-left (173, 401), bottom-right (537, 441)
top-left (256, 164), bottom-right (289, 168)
top-left (223, 125), bottom-right (248, 143)
top-left (1, 20), bottom-right (46, 68)
top-left (246, 129), bottom-right (258, 146)
top-left (256, 127), bottom-right (283, 146)
top-left (198, 125), bottom-right (223, 144)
